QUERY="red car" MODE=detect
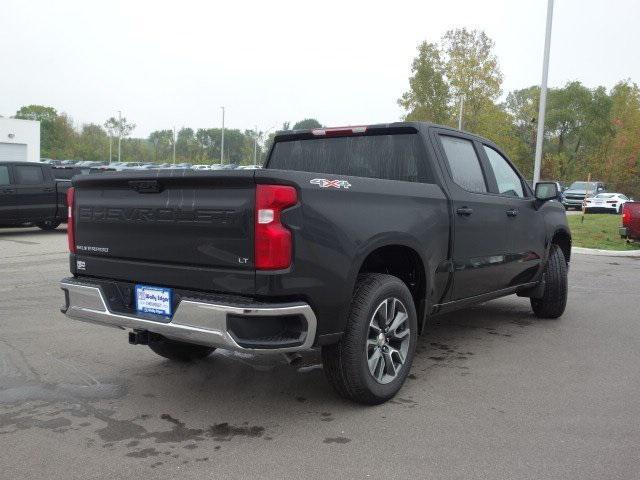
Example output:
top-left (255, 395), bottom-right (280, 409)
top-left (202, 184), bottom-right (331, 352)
top-left (620, 202), bottom-right (640, 241)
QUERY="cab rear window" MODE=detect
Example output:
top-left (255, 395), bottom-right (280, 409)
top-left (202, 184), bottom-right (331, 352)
top-left (268, 134), bottom-right (432, 183)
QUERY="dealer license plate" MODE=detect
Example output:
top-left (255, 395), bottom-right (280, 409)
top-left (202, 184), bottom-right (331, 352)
top-left (135, 285), bottom-right (172, 316)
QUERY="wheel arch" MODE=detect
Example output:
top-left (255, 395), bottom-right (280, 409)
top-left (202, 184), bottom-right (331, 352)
top-left (350, 237), bottom-right (428, 333)
top-left (550, 227), bottom-right (572, 264)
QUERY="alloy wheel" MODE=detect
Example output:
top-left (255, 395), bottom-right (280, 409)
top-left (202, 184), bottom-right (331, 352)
top-left (366, 297), bottom-right (410, 384)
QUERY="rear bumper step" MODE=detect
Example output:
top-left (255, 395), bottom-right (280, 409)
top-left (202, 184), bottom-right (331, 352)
top-left (60, 279), bottom-right (317, 353)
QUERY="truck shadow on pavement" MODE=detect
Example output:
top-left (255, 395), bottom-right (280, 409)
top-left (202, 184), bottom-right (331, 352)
top-left (0, 227), bottom-right (67, 238)
top-left (0, 296), bottom-right (541, 467)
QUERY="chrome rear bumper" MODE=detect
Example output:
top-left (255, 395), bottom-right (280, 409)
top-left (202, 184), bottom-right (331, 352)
top-left (60, 280), bottom-right (317, 353)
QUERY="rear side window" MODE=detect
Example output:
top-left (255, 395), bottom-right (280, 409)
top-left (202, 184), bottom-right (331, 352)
top-left (0, 166), bottom-right (9, 185)
top-left (14, 165), bottom-right (44, 185)
top-left (268, 134), bottom-right (432, 183)
top-left (439, 136), bottom-right (487, 193)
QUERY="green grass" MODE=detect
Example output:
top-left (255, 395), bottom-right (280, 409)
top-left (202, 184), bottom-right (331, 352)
top-left (567, 213), bottom-right (637, 250)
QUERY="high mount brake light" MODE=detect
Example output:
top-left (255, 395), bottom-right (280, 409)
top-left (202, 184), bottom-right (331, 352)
top-left (255, 184), bottom-right (297, 270)
top-left (311, 126), bottom-right (368, 137)
top-left (66, 187), bottom-right (76, 253)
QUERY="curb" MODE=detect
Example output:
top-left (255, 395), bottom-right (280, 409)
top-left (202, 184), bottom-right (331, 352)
top-left (572, 246), bottom-right (640, 257)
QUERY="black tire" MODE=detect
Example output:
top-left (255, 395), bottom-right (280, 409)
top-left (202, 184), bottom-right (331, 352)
top-left (531, 244), bottom-right (568, 319)
top-left (36, 220), bottom-right (61, 230)
top-left (147, 333), bottom-right (215, 361)
top-left (321, 273), bottom-right (417, 405)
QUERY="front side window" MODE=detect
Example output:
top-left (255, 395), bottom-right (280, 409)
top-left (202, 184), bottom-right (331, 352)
top-left (483, 146), bottom-right (524, 198)
top-left (14, 166), bottom-right (44, 185)
top-left (0, 166), bottom-right (9, 185)
top-left (439, 136), bottom-right (487, 193)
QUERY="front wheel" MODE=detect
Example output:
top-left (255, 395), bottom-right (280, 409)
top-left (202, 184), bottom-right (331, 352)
top-left (322, 273), bottom-right (417, 405)
top-left (531, 244), bottom-right (568, 319)
top-left (148, 334), bottom-right (215, 361)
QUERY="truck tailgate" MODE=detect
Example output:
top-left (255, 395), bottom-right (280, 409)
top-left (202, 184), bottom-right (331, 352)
top-left (72, 171), bottom-right (256, 293)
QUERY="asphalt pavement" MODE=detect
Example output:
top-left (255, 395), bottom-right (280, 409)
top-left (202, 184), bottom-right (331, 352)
top-left (1, 227), bottom-right (639, 480)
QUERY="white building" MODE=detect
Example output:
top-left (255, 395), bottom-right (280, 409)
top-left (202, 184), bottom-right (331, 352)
top-left (0, 117), bottom-right (40, 163)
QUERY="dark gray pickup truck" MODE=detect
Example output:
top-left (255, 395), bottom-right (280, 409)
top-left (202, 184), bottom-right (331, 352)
top-left (59, 122), bottom-right (571, 404)
top-left (0, 161), bottom-right (71, 230)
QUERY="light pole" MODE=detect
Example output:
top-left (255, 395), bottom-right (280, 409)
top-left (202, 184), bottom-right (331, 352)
top-left (457, 94), bottom-right (465, 130)
top-left (253, 125), bottom-right (258, 165)
top-left (117, 110), bottom-right (122, 162)
top-left (220, 106), bottom-right (225, 165)
top-left (533, 0), bottom-right (554, 186)
top-left (172, 126), bottom-right (176, 165)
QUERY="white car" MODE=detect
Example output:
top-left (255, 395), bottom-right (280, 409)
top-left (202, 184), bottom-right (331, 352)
top-left (191, 164), bottom-right (211, 170)
top-left (583, 193), bottom-right (630, 214)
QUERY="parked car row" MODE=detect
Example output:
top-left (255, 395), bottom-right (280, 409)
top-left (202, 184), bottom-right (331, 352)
top-left (537, 179), bottom-right (634, 214)
top-left (41, 159), bottom-right (263, 172)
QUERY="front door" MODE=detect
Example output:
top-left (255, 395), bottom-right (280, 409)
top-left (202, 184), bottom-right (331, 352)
top-left (434, 133), bottom-right (511, 300)
top-left (479, 144), bottom-right (545, 285)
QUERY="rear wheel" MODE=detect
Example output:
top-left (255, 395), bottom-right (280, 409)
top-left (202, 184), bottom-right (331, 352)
top-left (322, 273), bottom-right (417, 405)
top-left (531, 244), bottom-right (568, 319)
top-left (36, 220), bottom-right (61, 230)
top-left (147, 334), bottom-right (215, 361)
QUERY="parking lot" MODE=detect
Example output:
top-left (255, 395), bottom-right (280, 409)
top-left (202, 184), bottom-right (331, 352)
top-left (1, 227), bottom-right (639, 480)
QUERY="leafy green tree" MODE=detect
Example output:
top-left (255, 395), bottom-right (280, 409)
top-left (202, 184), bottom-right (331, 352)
top-left (15, 105), bottom-right (57, 122)
top-left (15, 105), bottom-right (60, 158)
top-left (442, 28), bottom-right (502, 132)
top-left (292, 118), bottom-right (322, 130)
top-left (398, 41), bottom-right (450, 124)
top-left (176, 128), bottom-right (200, 162)
top-left (148, 130), bottom-right (173, 162)
top-left (76, 124), bottom-right (109, 161)
top-left (595, 81), bottom-right (640, 195)
top-left (398, 28), bottom-right (503, 132)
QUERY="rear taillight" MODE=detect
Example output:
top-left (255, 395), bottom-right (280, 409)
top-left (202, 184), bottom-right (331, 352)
top-left (66, 187), bottom-right (76, 253)
top-left (255, 184), bottom-right (297, 270)
top-left (622, 208), bottom-right (629, 224)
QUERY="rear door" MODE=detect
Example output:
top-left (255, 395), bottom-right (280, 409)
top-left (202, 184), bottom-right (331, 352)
top-left (433, 131), bottom-right (510, 300)
top-left (13, 164), bottom-right (55, 221)
top-left (479, 144), bottom-right (545, 286)
top-left (0, 164), bottom-right (17, 222)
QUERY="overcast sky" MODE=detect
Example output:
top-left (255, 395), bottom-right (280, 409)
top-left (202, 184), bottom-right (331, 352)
top-left (1, 0), bottom-right (638, 137)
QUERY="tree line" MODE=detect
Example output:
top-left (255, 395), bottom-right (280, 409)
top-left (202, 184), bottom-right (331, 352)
top-left (399, 28), bottom-right (640, 196)
top-left (12, 105), bottom-right (323, 166)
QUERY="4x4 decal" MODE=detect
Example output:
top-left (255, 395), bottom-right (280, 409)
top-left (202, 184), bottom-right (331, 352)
top-left (310, 178), bottom-right (352, 189)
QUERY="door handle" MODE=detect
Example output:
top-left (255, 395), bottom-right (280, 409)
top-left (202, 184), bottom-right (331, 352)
top-left (1, 188), bottom-right (15, 194)
top-left (456, 207), bottom-right (474, 216)
top-left (43, 187), bottom-right (55, 192)
top-left (506, 208), bottom-right (519, 217)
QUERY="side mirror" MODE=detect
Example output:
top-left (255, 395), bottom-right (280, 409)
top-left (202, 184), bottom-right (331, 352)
top-left (535, 182), bottom-right (559, 202)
